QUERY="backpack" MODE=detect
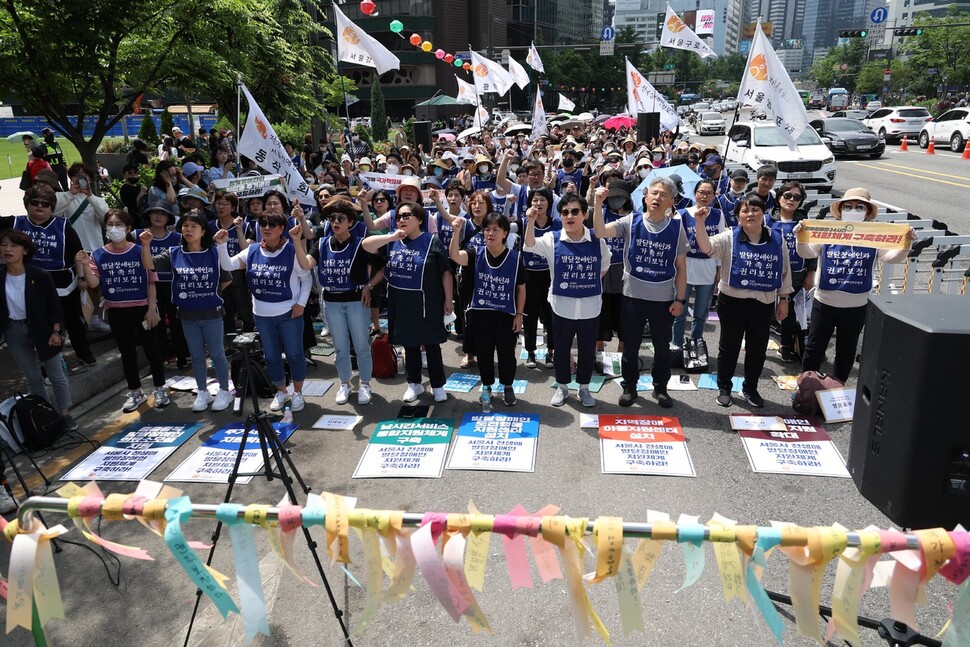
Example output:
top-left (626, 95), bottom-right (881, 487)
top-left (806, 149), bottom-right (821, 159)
top-left (12, 393), bottom-right (66, 451)
top-left (792, 371), bottom-right (844, 415)
top-left (370, 334), bottom-right (398, 379)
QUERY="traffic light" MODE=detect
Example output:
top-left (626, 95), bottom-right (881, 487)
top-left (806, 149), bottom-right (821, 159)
top-left (839, 29), bottom-right (869, 38)
top-left (893, 27), bottom-right (924, 36)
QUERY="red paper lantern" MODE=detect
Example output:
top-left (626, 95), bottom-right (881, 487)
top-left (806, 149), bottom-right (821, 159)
top-left (444, 54), bottom-right (454, 64)
top-left (360, 0), bottom-right (376, 15)
top-left (462, 62), bottom-right (471, 70)
top-left (409, 33), bottom-right (422, 46)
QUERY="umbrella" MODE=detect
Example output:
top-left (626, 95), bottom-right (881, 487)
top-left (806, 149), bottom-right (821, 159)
top-left (456, 126), bottom-right (481, 142)
top-left (504, 123), bottom-right (531, 136)
top-left (576, 112), bottom-right (595, 122)
top-left (603, 115), bottom-right (636, 130)
top-left (559, 119), bottom-right (583, 129)
top-left (6, 131), bottom-right (36, 142)
top-left (592, 114), bottom-right (612, 125)
top-left (433, 128), bottom-right (456, 135)
top-left (555, 112), bottom-right (573, 120)
top-left (436, 133), bottom-right (456, 142)
top-left (631, 164), bottom-right (704, 212)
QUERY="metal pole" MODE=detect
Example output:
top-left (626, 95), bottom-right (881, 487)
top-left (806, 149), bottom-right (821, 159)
top-left (236, 74), bottom-right (242, 136)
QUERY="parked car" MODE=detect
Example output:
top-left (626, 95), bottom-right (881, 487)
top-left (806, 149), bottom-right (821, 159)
top-left (863, 106), bottom-right (932, 143)
top-left (691, 102), bottom-right (711, 113)
top-left (698, 111), bottom-right (726, 135)
top-left (723, 121), bottom-right (836, 192)
top-left (726, 99), bottom-right (737, 111)
top-left (865, 100), bottom-right (883, 111)
top-left (810, 118), bottom-right (885, 159)
top-left (830, 110), bottom-right (869, 121)
top-left (918, 108), bottom-right (970, 152)
top-left (808, 97), bottom-right (825, 110)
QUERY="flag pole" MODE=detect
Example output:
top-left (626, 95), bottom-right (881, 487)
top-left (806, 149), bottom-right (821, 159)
top-left (236, 74), bottom-right (242, 135)
top-left (469, 44), bottom-right (485, 126)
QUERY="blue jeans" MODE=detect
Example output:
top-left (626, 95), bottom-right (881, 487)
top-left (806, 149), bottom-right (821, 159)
top-left (324, 300), bottom-right (373, 383)
top-left (181, 316), bottom-right (230, 391)
top-left (4, 320), bottom-right (72, 411)
top-left (672, 283), bottom-right (716, 343)
top-left (254, 312), bottom-right (306, 387)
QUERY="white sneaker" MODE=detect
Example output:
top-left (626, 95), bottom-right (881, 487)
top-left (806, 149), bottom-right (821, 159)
top-left (153, 388), bottom-right (171, 408)
top-left (0, 489), bottom-right (17, 515)
top-left (192, 391), bottom-right (214, 412)
top-left (122, 389), bottom-right (147, 413)
top-left (358, 384), bottom-right (372, 405)
top-left (403, 383), bottom-right (424, 402)
top-left (550, 386), bottom-right (568, 407)
top-left (211, 389), bottom-right (233, 412)
top-left (335, 383), bottom-right (352, 405)
top-left (290, 392), bottom-right (305, 412)
top-left (89, 316), bottom-right (111, 332)
top-left (270, 392), bottom-right (290, 411)
top-left (432, 387), bottom-right (447, 402)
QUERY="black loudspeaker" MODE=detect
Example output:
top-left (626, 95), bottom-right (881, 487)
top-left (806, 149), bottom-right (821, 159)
top-left (848, 294), bottom-right (970, 529)
top-left (636, 112), bottom-right (661, 144)
top-left (413, 120), bottom-right (433, 154)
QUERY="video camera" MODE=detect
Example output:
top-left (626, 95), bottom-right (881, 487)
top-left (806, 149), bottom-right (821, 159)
top-left (230, 332), bottom-right (261, 351)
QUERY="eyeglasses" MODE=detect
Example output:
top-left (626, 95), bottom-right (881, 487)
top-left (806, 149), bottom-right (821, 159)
top-left (328, 215), bottom-right (349, 223)
top-left (782, 192), bottom-right (803, 201)
top-left (214, 200), bottom-right (230, 206)
top-left (373, 197), bottom-right (388, 203)
top-left (397, 212), bottom-right (413, 220)
top-left (561, 207), bottom-right (583, 216)
top-left (28, 199), bottom-right (52, 208)
top-left (695, 190), bottom-right (715, 197)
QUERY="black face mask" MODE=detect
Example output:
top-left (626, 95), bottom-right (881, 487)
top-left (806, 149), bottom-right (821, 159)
top-left (607, 197), bottom-right (627, 212)
top-left (562, 158), bottom-right (575, 168)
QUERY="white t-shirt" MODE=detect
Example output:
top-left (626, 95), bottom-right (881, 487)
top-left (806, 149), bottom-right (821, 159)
top-left (5, 273), bottom-right (27, 320)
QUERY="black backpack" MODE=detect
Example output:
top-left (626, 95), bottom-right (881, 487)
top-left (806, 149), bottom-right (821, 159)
top-left (13, 393), bottom-right (66, 451)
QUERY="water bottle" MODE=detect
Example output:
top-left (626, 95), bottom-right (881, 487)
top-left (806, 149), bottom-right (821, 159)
top-left (481, 387), bottom-right (492, 413)
top-left (282, 405), bottom-right (293, 423)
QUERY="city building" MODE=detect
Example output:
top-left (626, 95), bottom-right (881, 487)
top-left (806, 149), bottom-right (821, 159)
top-left (612, 0), bottom-right (733, 54)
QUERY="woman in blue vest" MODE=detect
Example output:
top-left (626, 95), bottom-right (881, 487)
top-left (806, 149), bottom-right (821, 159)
top-left (765, 181), bottom-right (816, 362)
top-left (594, 173), bottom-right (629, 372)
top-left (361, 202), bottom-right (453, 404)
top-left (431, 180), bottom-right (468, 339)
top-left (692, 194), bottom-right (794, 408)
top-left (77, 208), bottom-right (168, 412)
top-left (294, 197), bottom-right (385, 407)
top-left (795, 187), bottom-right (913, 383)
top-left (449, 213), bottom-right (526, 408)
top-left (524, 193), bottom-right (610, 408)
top-left (139, 211), bottom-right (235, 412)
top-left (135, 202), bottom-right (187, 369)
top-left (453, 189), bottom-right (493, 369)
top-left (210, 190), bottom-right (254, 334)
top-left (225, 212), bottom-right (313, 412)
top-left (672, 179), bottom-right (726, 370)
top-left (521, 188), bottom-right (560, 369)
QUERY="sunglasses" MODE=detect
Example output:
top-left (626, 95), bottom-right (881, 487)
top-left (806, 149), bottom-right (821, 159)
top-left (561, 207), bottom-right (583, 217)
top-left (328, 215), bottom-right (349, 224)
top-left (317, 193), bottom-right (331, 200)
top-left (397, 212), bottom-right (413, 220)
top-left (258, 219), bottom-right (286, 228)
top-left (28, 199), bottom-right (52, 208)
top-left (373, 197), bottom-right (388, 203)
top-left (782, 192), bottom-right (803, 201)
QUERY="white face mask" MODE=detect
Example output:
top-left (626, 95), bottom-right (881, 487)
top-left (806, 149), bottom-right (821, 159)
top-left (841, 207), bottom-right (867, 222)
top-left (402, 169), bottom-right (413, 176)
top-left (386, 164), bottom-right (400, 175)
top-left (638, 168), bottom-right (650, 179)
top-left (106, 226), bottom-right (127, 243)
top-left (478, 164), bottom-right (490, 174)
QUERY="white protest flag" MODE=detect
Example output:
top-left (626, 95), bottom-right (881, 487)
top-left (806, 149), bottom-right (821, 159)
top-left (625, 58), bottom-right (682, 132)
top-left (508, 56), bottom-right (530, 90)
top-left (531, 90), bottom-right (547, 141)
top-left (473, 105), bottom-right (490, 129)
top-left (737, 21), bottom-right (809, 150)
top-left (660, 3), bottom-right (717, 59)
top-left (332, 3), bottom-right (401, 74)
top-left (455, 75), bottom-right (479, 105)
top-left (526, 42), bottom-right (545, 73)
top-left (237, 84), bottom-right (313, 204)
top-left (558, 93), bottom-right (576, 112)
top-left (470, 50), bottom-right (516, 96)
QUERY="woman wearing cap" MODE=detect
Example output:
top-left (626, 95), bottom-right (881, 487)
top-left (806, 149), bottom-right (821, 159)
top-left (795, 188), bottom-right (914, 383)
top-left (692, 194), bottom-right (793, 409)
top-left (361, 202), bottom-right (453, 404)
top-left (621, 138), bottom-right (639, 172)
top-left (140, 211), bottom-right (235, 412)
top-left (649, 146), bottom-right (667, 169)
top-left (700, 154), bottom-right (729, 196)
top-left (294, 197), bottom-right (385, 407)
top-left (77, 209), bottom-right (169, 413)
top-left (463, 155), bottom-right (495, 193)
top-left (210, 190), bottom-right (253, 334)
top-left (716, 170), bottom-right (749, 228)
top-left (766, 181), bottom-right (815, 362)
top-left (225, 211), bottom-right (313, 413)
top-left (449, 213), bottom-right (526, 409)
top-left (135, 202), bottom-right (188, 369)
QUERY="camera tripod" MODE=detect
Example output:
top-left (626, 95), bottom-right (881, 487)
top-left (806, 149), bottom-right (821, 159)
top-left (182, 333), bottom-right (352, 646)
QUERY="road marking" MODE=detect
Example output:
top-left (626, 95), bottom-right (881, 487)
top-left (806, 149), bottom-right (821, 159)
top-left (849, 162), bottom-right (970, 189)
top-left (876, 162), bottom-right (970, 182)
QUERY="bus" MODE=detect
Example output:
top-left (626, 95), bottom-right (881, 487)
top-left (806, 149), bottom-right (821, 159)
top-left (798, 90), bottom-right (810, 107)
top-left (679, 92), bottom-right (700, 105)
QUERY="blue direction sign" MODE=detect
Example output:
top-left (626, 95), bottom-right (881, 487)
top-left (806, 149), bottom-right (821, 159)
top-left (601, 26), bottom-right (616, 41)
top-left (870, 7), bottom-right (888, 24)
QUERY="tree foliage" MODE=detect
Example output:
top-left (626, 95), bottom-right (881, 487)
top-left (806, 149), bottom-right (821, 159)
top-left (901, 8), bottom-right (970, 91)
top-left (808, 40), bottom-right (868, 92)
top-left (137, 112), bottom-right (158, 145)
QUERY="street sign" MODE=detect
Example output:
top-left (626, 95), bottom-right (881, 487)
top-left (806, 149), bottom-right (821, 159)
top-left (647, 71), bottom-right (676, 86)
top-left (884, 69), bottom-right (892, 81)
top-left (870, 6), bottom-right (889, 24)
top-left (867, 24), bottom-right (886, 43)
top-left (601, 26), bottom-right (616, 41)
top-left (599, 40), bottom-right (615, 56)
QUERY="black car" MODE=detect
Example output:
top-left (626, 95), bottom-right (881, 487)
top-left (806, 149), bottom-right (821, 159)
top-left (810, 118), bottom-right (885, 159)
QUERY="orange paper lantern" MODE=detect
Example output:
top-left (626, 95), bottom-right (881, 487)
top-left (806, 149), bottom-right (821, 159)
top-left (409, 34), bottom-right (422, 46)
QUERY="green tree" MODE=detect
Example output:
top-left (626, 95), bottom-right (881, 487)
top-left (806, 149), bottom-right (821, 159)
top-left (137, 112), bottom-right (159, 145)
top-left (808, 40), bottom-right (868, 91)
top-left (901, 8), bottom-right (970, 93)
top-left (159, 109), bottom-right (175, 141)
top-left (370, 75), bottom-right (388, 142)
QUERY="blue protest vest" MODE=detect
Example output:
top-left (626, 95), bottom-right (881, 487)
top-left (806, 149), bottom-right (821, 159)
top-left (316, 235), bottom-right (363, 294)
top-left (462, 219), bottom-right (486, 250)
top-left (471, 247), bottom-right (519, 315)
top-left (819, 244), bottom-right (877, 294)
top-left (134, 230), bottom-right (182, 282)
top-left (386, 232), bottom-right (433, 291)
top-left (435, 211), bottom-right (464, 251)
top-left (245, 242), bottom-right (295, 303)
top-left (552, 230), bottom-right (602, 298)
top-left (602, 207), bottom-right (626, 266)
top-left (626, 214), bottom-right (680, 284)
top-left (556, 168), bottom-right (583, 193)
top-left (523, 216), bottom-right (562, 271)
top-left (681, 208), bottom-right (724, 260)
top-left (717, 192), bottom-right (743, 228)
top-left (471, 174), bottom-right (496, 192)
top-left (766, 216), bottom-right (806, 272)
top-left (14, 215), bottom-right (66, 271)
top-left (93, 244), bottom-right (149, 304)
top-left (170, 246), bottom-right (223, 311)
top-left (728, 227), bottom-right (784, 291)
top-left (208, 221), bottom-right (243, 258)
